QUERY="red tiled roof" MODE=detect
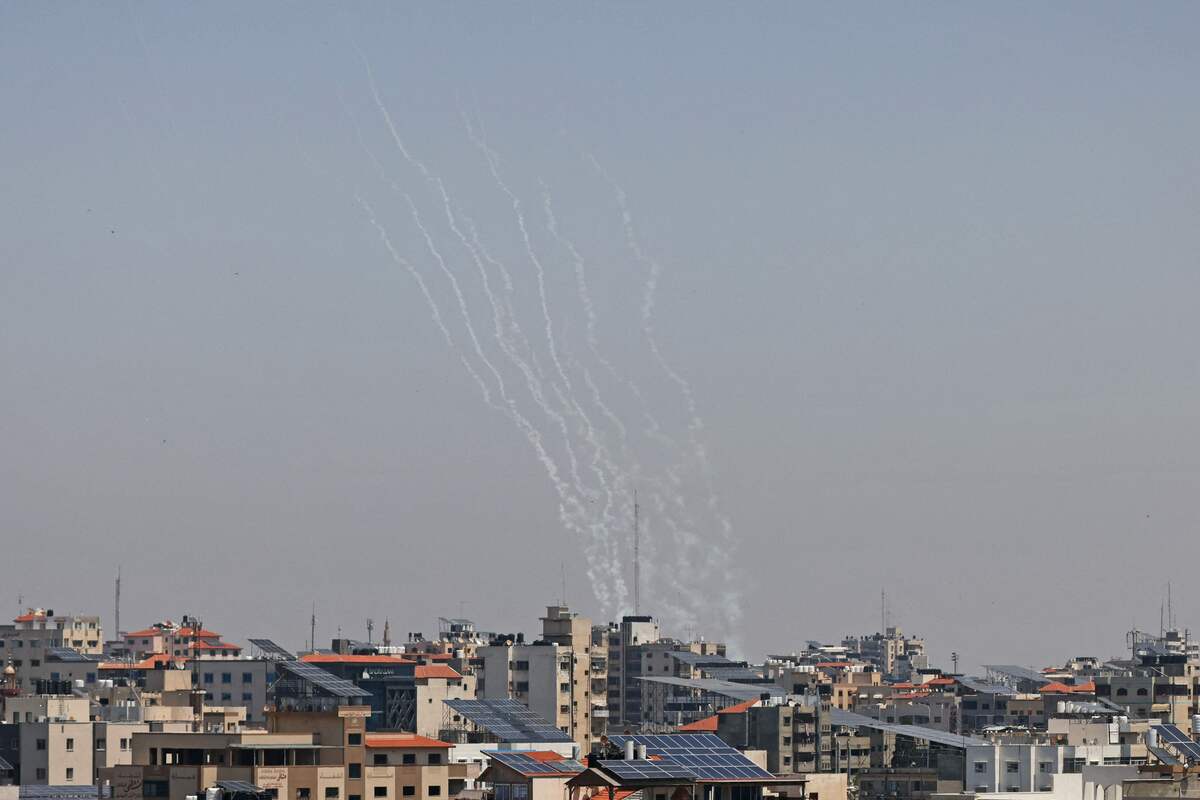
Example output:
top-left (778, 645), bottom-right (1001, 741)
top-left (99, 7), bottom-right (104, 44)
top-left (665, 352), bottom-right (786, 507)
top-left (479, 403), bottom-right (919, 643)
top-left (175, 628), bottom-right (221, 639)
top-left (1040, 681), bottom-right (1094, 695)
top-left (302, 654), bottom-right (411, 665)
top-left (125, 628), bottom-right (164, 638)
top-left (678, 698), bottom-right (759, 732)
top-left (415, 664), bottom-right (462, 680)
top-left (679, 716), bottom-right (718, 732)
top-left (365, 734), bottom-right (452, 749)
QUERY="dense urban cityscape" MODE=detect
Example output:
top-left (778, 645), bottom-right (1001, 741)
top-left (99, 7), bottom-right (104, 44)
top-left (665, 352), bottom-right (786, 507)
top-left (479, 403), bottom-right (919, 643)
top-left (3, 601), bottom-right (1199, 800)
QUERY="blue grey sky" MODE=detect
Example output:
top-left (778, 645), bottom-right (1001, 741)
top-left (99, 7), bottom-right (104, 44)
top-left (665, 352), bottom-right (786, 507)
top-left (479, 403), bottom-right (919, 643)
top-left (2, 2), bottom-right (1198, 672)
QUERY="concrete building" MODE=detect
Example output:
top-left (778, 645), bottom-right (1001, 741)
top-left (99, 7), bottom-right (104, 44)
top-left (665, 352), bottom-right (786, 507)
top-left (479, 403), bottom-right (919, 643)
top-left (842, 628), bottom-right (928, 680)
top-left (599, 616), bottom-right (659, 729)
top-left (0, 609), bottom-right (103, 692)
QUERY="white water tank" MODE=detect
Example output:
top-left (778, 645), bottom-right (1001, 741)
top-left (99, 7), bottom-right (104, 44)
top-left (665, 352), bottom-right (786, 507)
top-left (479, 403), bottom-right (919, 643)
top-left (1057, 701), bottom-right (1066, 714)
top-left (624, 740), bottom-right (635, 760)
top-left (1147, 727), bottom-right (1158, 748)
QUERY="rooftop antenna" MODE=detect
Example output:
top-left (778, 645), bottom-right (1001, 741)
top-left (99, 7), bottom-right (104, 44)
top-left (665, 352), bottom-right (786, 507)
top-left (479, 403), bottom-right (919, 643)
top-left (310, 602), bottom-right (316, 653)
top-left (881, 589), bottom-right (886, 633)
top-left (633, 488), bottom-right (641, 616)
top-left (560, 562), bottom-right (567, 607)
top-left (115, 566), bottom-right (122, 639)
top-left (1168, 581), bottom-right (1173, 631)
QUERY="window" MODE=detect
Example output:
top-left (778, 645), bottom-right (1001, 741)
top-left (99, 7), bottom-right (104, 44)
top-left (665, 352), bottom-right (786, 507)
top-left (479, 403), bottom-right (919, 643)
top-left (36, 738), bottom-right (47, 751)
top-left (783, 737), bottom-right (791, 746)
top-left (204, 673), bottom-right (214, 684)
top-left (243, 693), bottom-right (253, 702)
top-left (347, 733), bottom-right (362, 746)
top-left (428, 788), bottom-right (441, 797)
top-left (222, 673), bottom-right (233, 684)
top-left (1007, 762), bottom-right (1020, 773)
top-left (428, 753), bottom-right (442, 765)
top-left (66, 768), bottom-right (75, 782)
top-left (243, 672), bottom-right (254, 683)
top-left (374, 790), bottom-right (388, 799)
top-left (349, 763), bottom-right (362, 779)
top-left (402, 754), bottom-right (416, 765)
top-left (974, 762), bottom-right (986, 774)
top-left (121, 738), bottom-right (130, 750)
top-left (297, 790), bottom-right (311, 800)
top-left (374, 754), bottom-right (387, 766)
top-left (1039, 763), bottom-right (1052, 773)
top-left (66, 737), bottom-right (75, 751)
top-left (325, 789), bottom-right (339, 799)
top-left (36, 769), bottom-right (47, 782)
top-left (97, 739), bottom-right (106, 750)
top-left (402, 789), bottom-right (415, 797)
top-left (1136, 688), bottom-right (1148, 697)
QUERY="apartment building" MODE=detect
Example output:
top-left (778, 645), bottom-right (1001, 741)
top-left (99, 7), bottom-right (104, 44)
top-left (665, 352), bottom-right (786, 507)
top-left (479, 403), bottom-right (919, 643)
top-left (599, 615), bottom-right (659, 728)
top-left (0, 609), bottom-right (103, 691)
top-left (193, 660), bottom-right (275, 726)
top-left (842, 628), bottom-right (927, 680)
top-left (121, 617), bottom-right (243, 661)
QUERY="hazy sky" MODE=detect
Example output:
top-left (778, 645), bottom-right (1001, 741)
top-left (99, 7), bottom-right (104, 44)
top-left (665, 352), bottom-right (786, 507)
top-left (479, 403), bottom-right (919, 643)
top-left (2, 3), bottom-right (1199, 673)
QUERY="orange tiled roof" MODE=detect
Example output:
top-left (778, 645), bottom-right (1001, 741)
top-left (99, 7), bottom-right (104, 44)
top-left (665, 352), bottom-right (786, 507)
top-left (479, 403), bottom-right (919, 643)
top-left (125, 628), bottom-right (165, 638)
top-left (302, 653), bottom-right (410, 665)
top-left (14, 612), bottom-right (47, 623)
top-left (365, 734), bottom-right (452, 749)
top-left (678, 698), bottom-right (759, 732)
top-left (1040, 681), bottom-right (1094, 695)
top-left (415, 664), bottom-right (462, 679)
top-left (195, 641), bottom-right (241, 650)
top-left (679, 716), bottom-right (718, 732)
top-left (175, 628), bottom-right (221, 639)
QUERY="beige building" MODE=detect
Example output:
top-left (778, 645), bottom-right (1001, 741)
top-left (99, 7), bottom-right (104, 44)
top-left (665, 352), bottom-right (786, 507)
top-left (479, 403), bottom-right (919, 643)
top-left (0, 608), bottom-right (103, 691)
top-left (477, 606), bottom-right (597, 751)
top-left (104, 705), bottom-right (469, 800)
top-left (413, 666), bottom-right (473, 741)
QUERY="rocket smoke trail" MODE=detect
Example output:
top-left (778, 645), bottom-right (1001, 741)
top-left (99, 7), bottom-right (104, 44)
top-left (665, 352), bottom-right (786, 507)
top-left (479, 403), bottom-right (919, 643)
top-left (356, 193), bottom-right (615, 610)
top-left (463, 110), bottom-right (631, 612)
top-left (356, 54), bottom-right (636, 615)
top-left (588, 154), bottom-right (743, 634)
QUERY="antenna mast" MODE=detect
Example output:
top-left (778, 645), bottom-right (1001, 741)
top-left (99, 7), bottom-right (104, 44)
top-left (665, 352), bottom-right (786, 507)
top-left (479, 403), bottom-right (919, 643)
top-left (310, 602), bottom-right (316, 652)
top-left (115, 566), bottom-right (122, 640)
top-left (634, 488), bottom-right (641, 616)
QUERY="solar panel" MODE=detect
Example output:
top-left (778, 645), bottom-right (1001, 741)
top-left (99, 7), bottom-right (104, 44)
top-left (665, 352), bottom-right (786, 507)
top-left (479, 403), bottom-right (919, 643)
top-left (0, 755), bottom-right (13, 771)
top-left (485, 751), bottom-right (585, 775)
top-left (46, 647), bottom-right (100, 663)
top-left (600, 760), bottom-right (697, 781)
top-left (445, 699), bottom-right (574, 743)
top-left (606, 734), bottom-right (774, 781)
top-left (1153, 725), bottom-right (1200, 763)
top-left (248, 638), bottom-right (295, 660)
top-left (276, 661), bottom-right (369, 698)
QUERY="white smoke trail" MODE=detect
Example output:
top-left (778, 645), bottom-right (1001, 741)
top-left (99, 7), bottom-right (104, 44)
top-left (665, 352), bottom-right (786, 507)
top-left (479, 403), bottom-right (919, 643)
top-left (355, 193), bottom-right (613, 610)
top-left (463, 110), bottom-right (633, 612)
top-left (588, 154), bottom-right (743, 636)
top-left (353, 56), bottom-right (633, 614)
